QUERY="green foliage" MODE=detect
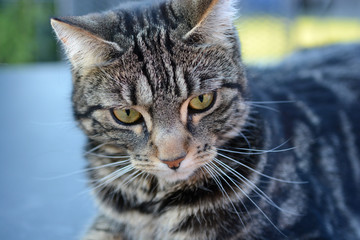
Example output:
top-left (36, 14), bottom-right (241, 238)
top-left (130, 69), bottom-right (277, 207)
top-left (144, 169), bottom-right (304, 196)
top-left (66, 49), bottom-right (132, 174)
top-left (0, 0), bottom-right (58, 64)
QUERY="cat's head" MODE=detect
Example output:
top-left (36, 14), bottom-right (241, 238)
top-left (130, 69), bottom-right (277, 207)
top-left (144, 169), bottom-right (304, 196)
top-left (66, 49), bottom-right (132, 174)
top-left (51, 0), bottom-right (249, 183)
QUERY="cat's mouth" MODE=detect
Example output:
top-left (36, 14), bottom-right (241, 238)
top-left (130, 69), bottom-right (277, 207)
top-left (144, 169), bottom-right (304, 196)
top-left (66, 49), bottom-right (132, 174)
top-left (147, 150), bottom-right (216, 183)
top-left (151, 155), bottom-right (193, 182)
top-left (127, 143), bottom-right (218, 183)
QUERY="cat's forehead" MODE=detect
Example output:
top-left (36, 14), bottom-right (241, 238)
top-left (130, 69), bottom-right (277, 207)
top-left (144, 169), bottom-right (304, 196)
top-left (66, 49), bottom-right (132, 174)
top-left (101, 33), bottom-right (228, 105)
top-left (109, 2), bottom-right (182, 48)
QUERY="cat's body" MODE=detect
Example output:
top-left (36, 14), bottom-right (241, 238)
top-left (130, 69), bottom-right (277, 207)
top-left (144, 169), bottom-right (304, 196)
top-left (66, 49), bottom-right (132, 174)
top-left (51, 0), bottom-right (360, 239)
top-left (246, 44), bottom-right (360, 239)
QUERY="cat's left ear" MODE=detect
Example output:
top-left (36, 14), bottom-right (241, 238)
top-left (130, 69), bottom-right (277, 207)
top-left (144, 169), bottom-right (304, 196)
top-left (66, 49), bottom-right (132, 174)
top-left (51, 17), bottom-right (122, 70)
top-left (175, 0), bottom-right (237, 47)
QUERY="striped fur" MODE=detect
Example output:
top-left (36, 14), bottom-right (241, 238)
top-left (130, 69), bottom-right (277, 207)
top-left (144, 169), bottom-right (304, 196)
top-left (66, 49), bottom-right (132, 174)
top-left (51, 0), bottom-right (360, 239)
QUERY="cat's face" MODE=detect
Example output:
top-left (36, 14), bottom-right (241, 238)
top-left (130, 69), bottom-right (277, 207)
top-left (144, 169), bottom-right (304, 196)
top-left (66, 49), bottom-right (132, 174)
top-left (52, 0), bottom-right (248, 183)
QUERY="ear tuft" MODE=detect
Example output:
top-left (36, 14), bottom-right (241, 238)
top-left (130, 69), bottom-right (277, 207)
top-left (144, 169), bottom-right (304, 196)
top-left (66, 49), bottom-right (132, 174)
top-left (51, 18), bottom-right (121, 70)
top-left (179, 0), bottom-right (237, 47)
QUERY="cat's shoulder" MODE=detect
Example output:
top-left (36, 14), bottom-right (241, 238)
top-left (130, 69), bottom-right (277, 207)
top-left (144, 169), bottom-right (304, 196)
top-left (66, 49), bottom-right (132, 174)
top-left (248, 43), bottom-right (360, 102)
top-left (248, 43), bottom-right (360, 84)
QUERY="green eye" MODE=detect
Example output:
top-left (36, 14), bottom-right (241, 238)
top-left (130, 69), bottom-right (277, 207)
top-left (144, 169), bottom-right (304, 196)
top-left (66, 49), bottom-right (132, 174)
top-left (189, 93), bottom-right (214, 111)
top-left (112, 108), bottom-right (142, 124)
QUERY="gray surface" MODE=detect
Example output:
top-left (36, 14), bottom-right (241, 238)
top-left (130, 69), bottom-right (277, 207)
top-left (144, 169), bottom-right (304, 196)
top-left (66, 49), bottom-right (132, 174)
top-left (0, 63), bottom-right (96, 240)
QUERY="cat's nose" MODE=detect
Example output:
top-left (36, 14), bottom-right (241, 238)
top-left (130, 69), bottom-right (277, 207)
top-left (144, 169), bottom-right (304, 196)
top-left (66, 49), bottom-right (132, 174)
top-left (160, 156), bottom-right (186, 170)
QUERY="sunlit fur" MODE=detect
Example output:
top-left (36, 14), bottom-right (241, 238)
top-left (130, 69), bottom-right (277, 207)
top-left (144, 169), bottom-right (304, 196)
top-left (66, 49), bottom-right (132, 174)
top-left (52, 0), bottom-right (360, 239)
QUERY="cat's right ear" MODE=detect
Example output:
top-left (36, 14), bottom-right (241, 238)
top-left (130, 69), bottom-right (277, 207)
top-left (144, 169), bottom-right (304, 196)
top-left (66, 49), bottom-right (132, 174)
top-left (51, 17), bottom-right (122, 70)
top-left (173, 0), bottom-right (237, 48)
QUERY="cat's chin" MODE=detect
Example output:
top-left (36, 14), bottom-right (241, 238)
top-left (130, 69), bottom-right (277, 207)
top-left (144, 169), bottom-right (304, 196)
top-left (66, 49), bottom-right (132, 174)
top-left (157, 169), bottom-right (195, 183)
top-left (153, 163), bottom-right (199, 183)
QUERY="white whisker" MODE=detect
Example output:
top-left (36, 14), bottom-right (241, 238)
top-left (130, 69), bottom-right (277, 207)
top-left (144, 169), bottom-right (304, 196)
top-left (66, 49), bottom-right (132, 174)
top-left (204, 162), bottom-right (246, 228)
top-left (218, 139), bottom-right (295, 154)
top-left (247, 103), bottom-right (280, 112)
top-left (214, 158), bottom-right (298, 215)
top-left (246, 100), bottom-right (295, 104)
top-left (209, 160), bottom-right (286, 237)
top-left (208, 162), bottom-right (250, 221)
top-left (217, 147), bottom-right (296, 155)
top-left (238, 131), bottom-right (251, 149)
top-left (37, 160), bottom-right (130, 181)
top-left (123, 170), bottom-right (143, 186)
top-left (86, 153), bottom-right (130, 159)
top-left (214, 151), bottom-right (307, 184)
top-left (91, 165), bottom-right (135, 193)
top-left (84, 142), bottom-right (109, 155)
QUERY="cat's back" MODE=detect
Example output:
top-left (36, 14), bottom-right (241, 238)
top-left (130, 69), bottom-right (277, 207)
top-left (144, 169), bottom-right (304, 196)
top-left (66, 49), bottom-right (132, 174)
top-left (248, 43), bottom-right (360, 239)
top-left (249, 43), bottom-right (360, 138)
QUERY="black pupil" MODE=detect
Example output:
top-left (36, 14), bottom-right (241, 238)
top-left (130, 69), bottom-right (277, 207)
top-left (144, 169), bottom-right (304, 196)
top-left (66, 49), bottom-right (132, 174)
top-left (199, 95), bottom-right (204, 102)
top-left (125, 109), bottom-right (131, 116)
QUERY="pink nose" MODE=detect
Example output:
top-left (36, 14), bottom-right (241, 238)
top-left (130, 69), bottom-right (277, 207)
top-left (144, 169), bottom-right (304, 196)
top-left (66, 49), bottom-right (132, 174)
top-left (161, 156), bottom-right (186, 170)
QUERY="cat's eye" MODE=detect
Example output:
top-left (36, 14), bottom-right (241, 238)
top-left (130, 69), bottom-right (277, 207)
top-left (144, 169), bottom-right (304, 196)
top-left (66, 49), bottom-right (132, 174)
top-left (189, 93), bottom-right (215, 112)
top-left (111, 108), bottom-right (142, 125)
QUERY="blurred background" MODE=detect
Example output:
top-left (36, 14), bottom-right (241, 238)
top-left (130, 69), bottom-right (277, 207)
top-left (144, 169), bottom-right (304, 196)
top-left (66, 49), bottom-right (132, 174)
top-left (0, 0), bottom-right (359, 240)
top-left (0, 0), bottom-right (359, 64)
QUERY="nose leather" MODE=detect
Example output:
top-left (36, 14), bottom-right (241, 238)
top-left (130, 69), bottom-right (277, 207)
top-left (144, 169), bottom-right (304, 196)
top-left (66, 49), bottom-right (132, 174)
top-left (161, 156), bottom-right (186, 170)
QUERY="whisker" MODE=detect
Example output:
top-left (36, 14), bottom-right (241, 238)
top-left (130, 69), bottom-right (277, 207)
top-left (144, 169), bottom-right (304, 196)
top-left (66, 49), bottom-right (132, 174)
top-left (83, 142), bottom-right (109, 155)
top-left (209, 161), bottom-right (286, 237)
top-left (247, 103), bottom-right (279, 112)
top-left (238, 131), bottom-right (252, 149)
top-left (91, 165), bottom-right (135, 193)
top-left (38, 160), bottom-right (131, 181)
top-left (123, 170), bottom-right (143, 186)
top-left (95, 165), bottom-right (134, 184)
top-left (242, 121), bottom-right (258, 128)
top-left (143, 173), bottom-right (151, 182)
top-left (219, 139), bottom-right (294, 154)
top-left (208, 162), bottom-right (250, 223)
top-left (246, 100), bottom-right (295, 104)
top-left (204, 163), bottom-right (246, 228)
top-left (204, 77), bottom-right (235, 82)
top-left (87, 160), bottom-right (131, 171)
top-left (217, 147), bottom-right (296, 155)
top-left (213, 158), bottom-right (298, 215)
top-left (86, 153), bottom-right (130, 159)
top-left (139, 172), bottom-right (149, 184)
top-left (214, 151), bottom-right (307, 184)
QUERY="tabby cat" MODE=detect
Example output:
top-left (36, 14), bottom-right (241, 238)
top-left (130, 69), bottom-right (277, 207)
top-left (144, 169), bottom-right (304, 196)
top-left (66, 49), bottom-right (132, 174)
top-left (51, 0), bottom-right (360, 239)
